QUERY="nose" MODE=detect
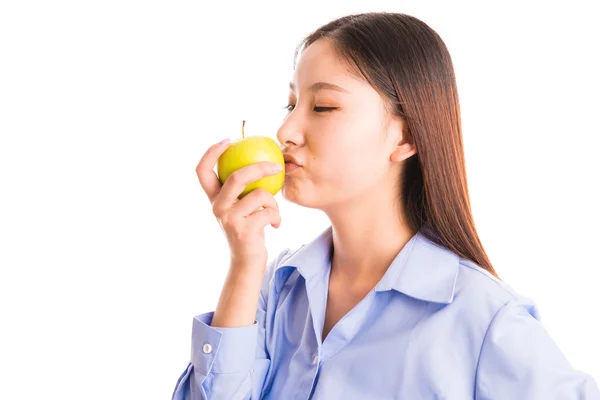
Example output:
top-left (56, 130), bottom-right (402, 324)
top-left (276, 112), bottom-right (304, 151)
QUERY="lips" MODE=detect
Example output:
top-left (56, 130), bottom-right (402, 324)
top-left (285, 162), bottom-right (302, 173)
top-left (283, 153), bottom-right (302, 167)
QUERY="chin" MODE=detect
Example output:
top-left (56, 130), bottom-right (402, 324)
top-left (282, 184), bottom-right (331, 210)
top-left (282, 184), bottom-right (313, 208)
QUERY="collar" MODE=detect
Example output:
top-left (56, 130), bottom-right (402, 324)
top-left (275, 225), bottom-right (460, 304)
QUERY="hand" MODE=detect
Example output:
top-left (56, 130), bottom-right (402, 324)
top-left (196, 139), bottom-right (283, 264)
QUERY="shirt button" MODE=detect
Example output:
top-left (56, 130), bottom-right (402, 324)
top-left (202, 343), bottom-right (212, 354)
top-left (312, 355), bottom-right (318, 365)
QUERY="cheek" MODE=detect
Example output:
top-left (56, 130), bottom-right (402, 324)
top-left (308, 112), bottom-right (386, 180)
top-left (311, 121), bottom-right (363, 163)
top-left (317, 131), bottom-right (379, 169)
top-left (313, 144), bottom-right (380, 187)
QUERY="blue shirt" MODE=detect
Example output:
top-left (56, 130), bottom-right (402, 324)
top-left (172, 226), bottom-right (600, 399)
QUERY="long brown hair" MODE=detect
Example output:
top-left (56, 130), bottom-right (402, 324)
top-left (294, 12), bottom-right (500, 279)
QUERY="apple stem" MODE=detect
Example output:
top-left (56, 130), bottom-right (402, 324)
top-left (242, 120), bottom-right (245, 139)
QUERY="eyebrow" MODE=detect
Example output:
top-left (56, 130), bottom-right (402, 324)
top-left (289, 81), bottom-right (350, 94)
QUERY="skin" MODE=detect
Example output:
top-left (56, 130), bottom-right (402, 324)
top-left (276, 38), bottom-right (418, 339)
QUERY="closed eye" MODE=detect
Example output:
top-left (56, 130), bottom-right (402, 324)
top-left (314, 106), bottom-right (337, 112)
top-left (283, 105), bottom-right (337, 113)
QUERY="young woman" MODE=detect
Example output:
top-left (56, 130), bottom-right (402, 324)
top-left (173, 12), bottom-right (600, 399)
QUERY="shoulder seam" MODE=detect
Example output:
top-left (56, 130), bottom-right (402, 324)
top-left (459, 260), bottom-right (519, 302)
top-left (474, 298), bottom-right (515, 394)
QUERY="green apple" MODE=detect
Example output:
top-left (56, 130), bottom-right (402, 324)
top-left (217, 121), bottom-right (285, 199)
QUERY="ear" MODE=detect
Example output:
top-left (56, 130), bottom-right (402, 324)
top-left (390, 123), bottom-right (417, 163)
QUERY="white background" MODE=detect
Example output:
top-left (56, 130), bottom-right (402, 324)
top-left (1, 1), bottom-right (599, 398)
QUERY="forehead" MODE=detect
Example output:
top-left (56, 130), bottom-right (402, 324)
top-left (290, 39), bottom-right (363, 92)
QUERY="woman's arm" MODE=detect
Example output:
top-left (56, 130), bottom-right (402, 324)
top-left (475, 297), bottom-right (600, 399)
top-left (172, 248), bottom-right (292, 400)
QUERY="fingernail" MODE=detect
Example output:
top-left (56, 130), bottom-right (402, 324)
top-left (219, 138), bottom-right (230, 145)
top-left (272, 163), bottom-right (283, 172)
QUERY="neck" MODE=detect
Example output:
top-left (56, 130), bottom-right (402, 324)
top-left (323, 186), bottom-right (416, 290)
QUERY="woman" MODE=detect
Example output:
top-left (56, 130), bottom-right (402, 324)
top-left (173, 12), bottom-right (599, 399)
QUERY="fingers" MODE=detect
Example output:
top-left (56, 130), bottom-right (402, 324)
top-left (247, 206), bottom-right (282, 230)
top-left (219, 188), bottom-right (281, 234)
top-left (196, 139), bottom-right (231, 204)
top-left (228, 188), bottom-right (279, 220)
top-left (216, 161), bottom-right (282, 209)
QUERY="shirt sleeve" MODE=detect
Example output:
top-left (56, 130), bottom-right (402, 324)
top-left (171, 248), bottom-right (292, 400)
top-left (475, 296), bottom-right (600, 399)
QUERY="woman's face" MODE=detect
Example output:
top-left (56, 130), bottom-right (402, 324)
top-left (277, 38), bottom-right (408, 210)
